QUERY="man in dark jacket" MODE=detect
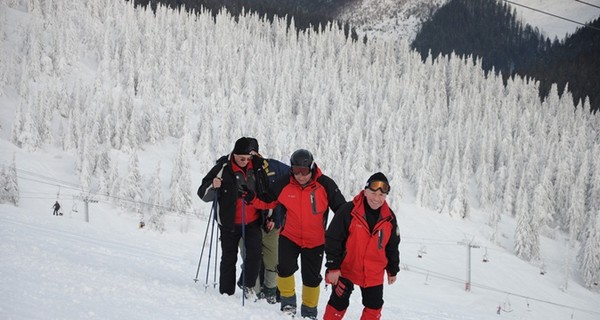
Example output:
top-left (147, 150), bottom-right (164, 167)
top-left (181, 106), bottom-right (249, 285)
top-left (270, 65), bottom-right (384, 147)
top-left (197, 137), bottom-right (263, 298)
top-left (323, 172), bottom-right (401, 320)
top-left (238, 138), bottom-right (289, 304)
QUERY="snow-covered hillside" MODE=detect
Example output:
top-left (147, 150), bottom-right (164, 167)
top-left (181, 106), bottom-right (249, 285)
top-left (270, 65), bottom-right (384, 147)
top-left (338, 0), bottom-right (600, 41)
top-left (336, 0), bottom-right (449, 41)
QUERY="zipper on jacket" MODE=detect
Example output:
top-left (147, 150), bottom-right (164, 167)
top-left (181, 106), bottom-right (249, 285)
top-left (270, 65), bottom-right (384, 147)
top-left (378, 230), bottom-right (384, 249)
top-left (310, 191), bottom-right (317, 214)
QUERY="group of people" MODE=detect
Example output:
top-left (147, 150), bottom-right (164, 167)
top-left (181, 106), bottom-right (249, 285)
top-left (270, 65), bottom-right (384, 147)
top-left (197, 137), bottom-right (401, 320)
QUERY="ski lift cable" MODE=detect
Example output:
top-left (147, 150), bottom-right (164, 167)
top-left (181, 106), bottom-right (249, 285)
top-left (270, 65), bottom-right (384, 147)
top-left (16, 175), bottom-right (82, 192)
top-left (16, 168), bottom-right (82, 189)
top-left (13, 165), bottom-right (199, 216)
top-left (403, 263), bottom-right (600, 316)
top-left (500, 0), bottom-right (600, 32)
top-left (471, 282), bottom-right (600, 316)
top-left (575, 0), bottom-right (600, 10)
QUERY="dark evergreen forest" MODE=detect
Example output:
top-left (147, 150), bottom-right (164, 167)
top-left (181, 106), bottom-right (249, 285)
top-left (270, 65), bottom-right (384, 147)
top-left (412, 0), bottom-right (600, 112)
top-left (131, 0), bottom-right (359, 39)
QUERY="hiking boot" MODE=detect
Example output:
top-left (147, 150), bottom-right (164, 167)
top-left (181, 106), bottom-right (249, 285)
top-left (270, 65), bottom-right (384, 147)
top-left (243, 286), bottom-right (257, 302)
top-left (262, 287), bottom-right (277, 304)
top-left (237, 282), bottom-right (257, 302)
top-left (300, 304), bottom-right (317, 319)
top-left (282, 305), bottom-right (297, 316)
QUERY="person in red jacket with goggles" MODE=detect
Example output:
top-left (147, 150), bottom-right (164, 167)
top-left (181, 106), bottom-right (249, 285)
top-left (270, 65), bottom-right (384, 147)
top-left (323, 172), bottom-right (401, 320)
top-left (248, 149), bottom-right (346, 319)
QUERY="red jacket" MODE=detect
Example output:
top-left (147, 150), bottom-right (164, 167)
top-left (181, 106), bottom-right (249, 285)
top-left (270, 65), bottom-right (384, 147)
top-left (325, 191), bottom-right (401, 287)
top-left (255, 165), bottom-right (346, 248)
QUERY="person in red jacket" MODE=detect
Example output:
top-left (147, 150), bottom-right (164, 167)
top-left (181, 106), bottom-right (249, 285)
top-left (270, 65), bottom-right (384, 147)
top-left (249, 149), bottom-right (346, 319)
top-left (323, 172), bottom-right (401, 320)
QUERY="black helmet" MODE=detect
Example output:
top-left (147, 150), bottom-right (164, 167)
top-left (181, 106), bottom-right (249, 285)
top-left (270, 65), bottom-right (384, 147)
top-left (290, 149), bottom-right (314, 168)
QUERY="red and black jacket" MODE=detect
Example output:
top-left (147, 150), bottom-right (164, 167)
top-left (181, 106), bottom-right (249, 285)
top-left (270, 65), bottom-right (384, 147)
top-left (197, 154), bottom-right (260, 230)
top-left (325, 191), bottom-right (401, 288)
top-left (261, 165), bottom-right (346, 249)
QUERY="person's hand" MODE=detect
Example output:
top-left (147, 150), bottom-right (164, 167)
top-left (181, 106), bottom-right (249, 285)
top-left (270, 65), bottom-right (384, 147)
top-left (387, 274), bottom-right (397, 285)
top-left (325, 269), bottom-right (341, 285)
top-left (243, 189), bottom-right (255, 203)
top-left (212, 177), bottom-right (222, 188)
top-left (239, 186), bottom-right (255, 204)
top-left (263, 216), bottom-right (275, 232)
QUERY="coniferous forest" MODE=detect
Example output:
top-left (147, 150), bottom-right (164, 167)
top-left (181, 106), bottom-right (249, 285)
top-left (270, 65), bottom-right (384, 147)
top-left (412, 0), bottom-right (600, 112)
top-left (1, 0), bottom-right (599, 288)
top-left (136, 0), bottom-right (600, 112)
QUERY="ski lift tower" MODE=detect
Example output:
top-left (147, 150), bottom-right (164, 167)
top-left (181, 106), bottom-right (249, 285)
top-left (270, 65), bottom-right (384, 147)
top-left (458, 237), bottom-right (480, 291)
top-left (76, 193), bottom-right (98, 223)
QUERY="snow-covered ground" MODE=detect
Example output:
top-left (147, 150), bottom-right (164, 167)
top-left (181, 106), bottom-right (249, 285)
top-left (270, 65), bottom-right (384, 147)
top-left (1, 142), bottom-right (599, 320)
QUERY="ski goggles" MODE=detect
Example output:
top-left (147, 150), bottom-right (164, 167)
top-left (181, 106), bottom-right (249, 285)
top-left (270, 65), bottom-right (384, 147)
top-left (291, 166), bottom-right (311, 176)
top-left (366, 180), bottom-right (390, 194)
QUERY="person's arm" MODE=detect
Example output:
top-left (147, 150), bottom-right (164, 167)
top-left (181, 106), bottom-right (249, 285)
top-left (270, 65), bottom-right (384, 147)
top-left (319, 176), bottom-right (346, 213)
top-left (197, 162), bottom-right (225, 203)
top-left (325, 202), bottom-right (351, 271)
top-left (385, 211), bottom-right (401, 283)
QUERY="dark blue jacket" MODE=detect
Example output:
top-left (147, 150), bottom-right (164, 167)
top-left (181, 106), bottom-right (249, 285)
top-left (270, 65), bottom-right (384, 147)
top-left (260, 158), bottom-right (289, 228)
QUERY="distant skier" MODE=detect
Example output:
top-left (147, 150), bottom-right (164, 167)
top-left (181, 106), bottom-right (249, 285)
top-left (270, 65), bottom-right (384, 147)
top-left (52, 201), bottom-right (61, 216)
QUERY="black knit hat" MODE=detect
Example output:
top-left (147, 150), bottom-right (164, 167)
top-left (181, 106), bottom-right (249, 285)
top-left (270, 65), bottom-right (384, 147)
top-left (365, 172), bottom-right (390, 192)
top-left (367, 172), bottom-right (388, 184)
top-left (232, 137), bottom-right (258, 155)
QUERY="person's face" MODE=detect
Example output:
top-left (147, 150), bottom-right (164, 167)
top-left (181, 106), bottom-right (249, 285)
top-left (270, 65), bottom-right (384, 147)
top-left (233, 154), bottom-right (252, 167)
top-left (292, 166), bottom-right (312, 185)
top-left (364, 187), bottom-right (387, 210)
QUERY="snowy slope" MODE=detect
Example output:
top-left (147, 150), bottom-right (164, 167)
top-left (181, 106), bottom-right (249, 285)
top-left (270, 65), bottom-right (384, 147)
top-left (2, 167), bottom-right (600, 320)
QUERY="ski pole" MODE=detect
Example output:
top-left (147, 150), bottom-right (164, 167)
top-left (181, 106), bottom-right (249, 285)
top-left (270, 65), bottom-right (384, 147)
top-left (193, 192), bottom-right (218, 282)
top-left (204, 201), bottom-right (218, 290)
top-left (213, 226), bottom-right (219, 288)
top-left (241, 200), bottom-right (246, 306)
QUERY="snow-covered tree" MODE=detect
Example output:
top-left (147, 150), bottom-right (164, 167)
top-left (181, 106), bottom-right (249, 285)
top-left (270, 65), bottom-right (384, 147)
top-left (580, 210), bottom-right (600, 289)
top-left (514, 172), bottom-right (539, 261)
top-left (4, 154), bottom-right (19, 206)
top-left (147, 162), bottom-right (165, 232)
top-left (120, 151), bottom-right (143, 216)
top-left (169, 133), bottom-right (192, 215)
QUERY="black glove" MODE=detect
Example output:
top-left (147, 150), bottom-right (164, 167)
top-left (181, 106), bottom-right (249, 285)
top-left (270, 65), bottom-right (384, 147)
top-left (239, 185), bottom-right (255, 204)
top-left (243, 189), bottom-right (255, 203)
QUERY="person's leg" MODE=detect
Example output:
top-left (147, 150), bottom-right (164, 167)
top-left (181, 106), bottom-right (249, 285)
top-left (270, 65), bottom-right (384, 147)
top-left (323, 277), bottom-right (354, 320)
top-left (359, 285), bottom-right (383, 320)
top-left (299, 245), bottom-right (325, 319)
top-left (219, 226), bottom-right (241, 295)
top-left (241, 222), bottom-right (262, 290)
top-left (277, 236), bottom-right (300, 313)
top-left (261, 227), bottom-right (279, 302)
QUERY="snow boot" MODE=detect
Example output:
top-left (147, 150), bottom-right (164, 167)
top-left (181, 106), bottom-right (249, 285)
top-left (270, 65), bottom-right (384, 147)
top-left (360, 307), bottom-right (381, 320)
top-left (263, 286), bottom-right (277, 304)
top-left (323, 304), bottom-right (347, 320)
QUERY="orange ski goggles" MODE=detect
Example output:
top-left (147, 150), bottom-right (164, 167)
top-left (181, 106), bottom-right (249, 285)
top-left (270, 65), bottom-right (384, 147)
top-left (366, 180), bottom-right (390, 194)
